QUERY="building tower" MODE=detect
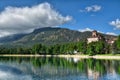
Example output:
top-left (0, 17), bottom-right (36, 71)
top-left (92, 30), bottom-right (97, 37)
top-left (87, 30), bottom-right (99, 44)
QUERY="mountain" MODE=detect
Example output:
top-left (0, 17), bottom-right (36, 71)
top-left (0, 34), bottom-right (26, 43)
top-left (12, 27), bottom-right (91, 45)
top-left (0, 27), bottom-right (117, 46)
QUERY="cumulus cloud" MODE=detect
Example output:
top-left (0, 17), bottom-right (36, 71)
top-left (78, 28), bottom-right (93, 32)
top-left (80, 5), bottom-right (101, 12)
top-left (106, 32), bottom-right (117, 36)
top-left (0, 2), bottom-right (72, 37)
top-left (109, 19), bottom-right (120, 29)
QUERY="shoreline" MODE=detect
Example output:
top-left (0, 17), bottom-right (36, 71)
top-left (1, 54), bottom-right (120, 60)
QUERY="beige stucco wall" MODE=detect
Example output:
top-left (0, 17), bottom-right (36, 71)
top-left (87, 37), bottom-right (99, 43)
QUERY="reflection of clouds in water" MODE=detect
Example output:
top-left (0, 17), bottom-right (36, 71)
top-left (0, 71), bottom-right (8, 77)
top-left (100, 73), bottom-right (120, 80)
top-left (0, 70), bottom-right (32, 80)
top-left (0, 65), bottom-right (32, 80)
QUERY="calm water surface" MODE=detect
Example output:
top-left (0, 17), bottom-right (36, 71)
top-left (0, 57), bottom-right (120, 80)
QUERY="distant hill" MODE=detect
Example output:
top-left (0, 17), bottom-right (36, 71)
top-left (0, 27), bottom-right (117, 46)
top-left (0, 34), bottom-right (26, 43)
top-left (13, 27), bottom-right (92, 45)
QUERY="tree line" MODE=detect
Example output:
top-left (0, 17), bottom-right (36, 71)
top-left (0, 35), bottom-right (120, 55)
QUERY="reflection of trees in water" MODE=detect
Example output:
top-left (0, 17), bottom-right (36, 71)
top-left (0, 57), bottom-right (120, 79)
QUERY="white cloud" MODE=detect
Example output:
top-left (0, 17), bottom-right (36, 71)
top-left (80, 5), bottom-right (101, 12)
top-left (79, 28), bottom-right (93, 32)
top-left (97, 31), bottom-right (104, 34)
top-left (0, 31), bottom-right (11, 37)
top-left (78, 28), bottom-right (118, 36)
top-left (109, 19), bottom-right (120, 29)
top-left (106, 32), bottom-right (117, 36)
top-left (79, 28), bottom-right (103, 33)
top-left (0, 2), bottom-right (72, 37)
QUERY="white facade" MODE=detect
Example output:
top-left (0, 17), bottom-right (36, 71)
top-left (87, 37), bottom-right (99, 44)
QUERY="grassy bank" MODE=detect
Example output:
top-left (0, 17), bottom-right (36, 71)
top-left (1, 54), bottom-right (120, 60)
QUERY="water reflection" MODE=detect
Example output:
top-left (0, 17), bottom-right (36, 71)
top-left (0, 57), bottom-right (120, 80)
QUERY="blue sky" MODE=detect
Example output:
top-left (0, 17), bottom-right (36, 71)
top-left (0, 0), bottom-right (120, 37)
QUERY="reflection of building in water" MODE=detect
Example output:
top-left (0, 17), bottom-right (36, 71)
top-left (65, 57), bottom-right (81, 63)
top-left (73, 57), bottom-right (81, 63)
top-left (107, 61), bottom-right (116, 75)
top-left (87, 68), bottom-right (100, 80)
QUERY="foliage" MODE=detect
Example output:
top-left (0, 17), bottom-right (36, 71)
top-left (0, 27), bottom-right (116, 46)
top-left (112, 35), bottom-right (120, 54)
top-left (115, 35), bottom-right (120, 50)
top-left (86, 41), bottom-right (105, 55)
top-left (0, 37), bottom-right (119, 55)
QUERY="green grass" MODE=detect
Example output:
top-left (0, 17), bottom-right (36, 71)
top-left (76, 53), bottom-right (120, 56)
top-left (94, 54), bottom-right (120, 56)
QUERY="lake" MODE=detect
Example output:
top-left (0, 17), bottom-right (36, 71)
top-left (0, 57), bottom-right (120, 80)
